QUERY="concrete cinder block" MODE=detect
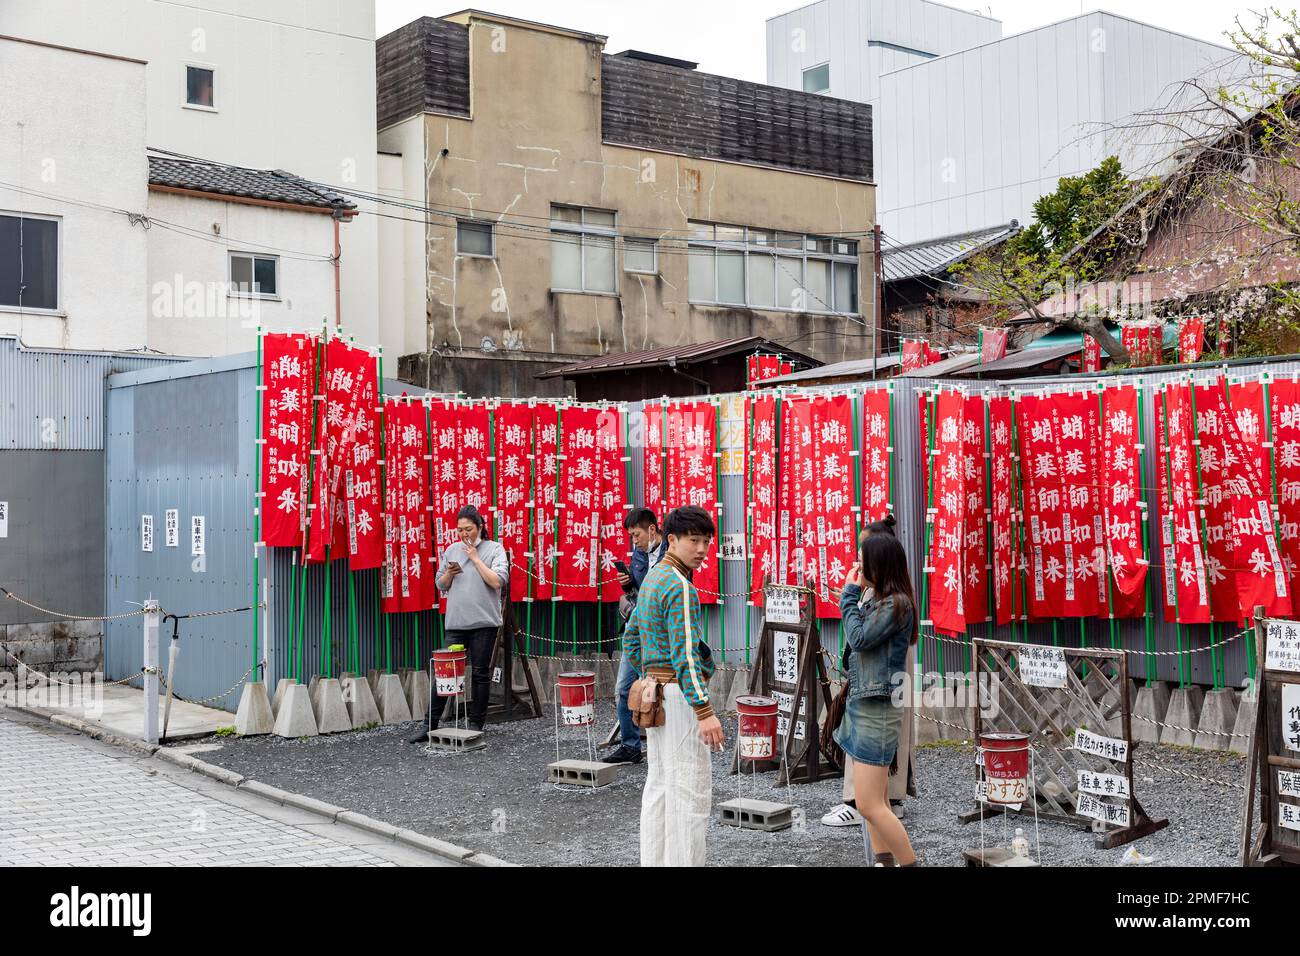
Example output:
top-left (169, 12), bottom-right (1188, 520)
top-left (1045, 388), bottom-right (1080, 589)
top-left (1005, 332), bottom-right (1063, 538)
top-left (271, 678), bottom-right (296, 718)
top-left (717, 798), bottom-right (794, 831)
top-left (1229, 695), bottom-right (1257, 755)
top-left (547, 759), bottom-right (619, 788)
top-left (1159, 686), bottom-right (1204, 747)
top-left (1132, 681), bottom-right (1169, 744)
top-left (234, 681), bottom-right (274, 736)
top-left (1193, 687), bottom-right (1239, 752)
top-left (272, 682), bottom-right (319, 738)
top-left (426, 726), bottom-right (486, 751)
top-left (311, 678), bottom-right (353, 734)
top-left (341, 675), bottom-right (380, 729)
top-left (375, 673), bottom-right (412, 725)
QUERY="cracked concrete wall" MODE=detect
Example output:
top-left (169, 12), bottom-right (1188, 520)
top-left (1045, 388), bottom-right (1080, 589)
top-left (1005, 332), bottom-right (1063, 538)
top-left (402, 15), bottom-right (876, 395)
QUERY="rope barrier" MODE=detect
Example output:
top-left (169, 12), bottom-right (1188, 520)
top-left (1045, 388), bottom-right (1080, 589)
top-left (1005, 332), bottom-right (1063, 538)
top-left (919, 624), bottom-right (1251, 658)
top-left (0, 643), bottom-right (153, 687)
top-left (1, 586), bottom-right (146, 621)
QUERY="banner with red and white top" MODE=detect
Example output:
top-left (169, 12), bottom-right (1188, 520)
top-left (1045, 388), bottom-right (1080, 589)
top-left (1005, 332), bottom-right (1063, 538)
top-left (260, 332), bottom-right (316, 549)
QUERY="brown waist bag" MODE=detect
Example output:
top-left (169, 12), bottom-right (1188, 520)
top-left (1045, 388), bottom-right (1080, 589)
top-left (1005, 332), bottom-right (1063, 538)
top-left (628, 675), bottom-right (665, 728)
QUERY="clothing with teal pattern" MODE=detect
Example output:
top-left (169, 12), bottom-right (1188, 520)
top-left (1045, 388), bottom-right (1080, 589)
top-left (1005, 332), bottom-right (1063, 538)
top-left (622, 552), bottom-right (716, 719)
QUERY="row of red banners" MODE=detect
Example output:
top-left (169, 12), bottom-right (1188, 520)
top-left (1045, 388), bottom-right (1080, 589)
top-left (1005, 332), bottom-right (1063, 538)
top-left (746, 354), bottom-right (794, 388)
top-left (924, 375), bottom-right (1298, 635)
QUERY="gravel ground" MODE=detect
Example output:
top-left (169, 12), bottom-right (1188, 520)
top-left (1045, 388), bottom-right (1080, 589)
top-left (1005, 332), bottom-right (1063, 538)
top-left (186, 714), bottom-right (1248, 867)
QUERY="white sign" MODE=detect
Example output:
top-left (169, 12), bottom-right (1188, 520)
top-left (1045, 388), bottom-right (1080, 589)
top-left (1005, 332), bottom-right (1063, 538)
top-left (1265, 618), bottom-right (1300, 673)
top-left (771, 689), bottom-right (806, 716)
top-left (765, 588), bottom-right (801, 625)
top-left (776, 713), bottom-right (806, 741)
top-left (1073, 728), bottom-right (1129, 764)
top-left (772, 631), bottom-right (799, 685)
top-left (976, 780), bottom-right (1021, 811)
top-left (1283, 683), bottom-right (1300, 753)
top-left (0, 500), bottom-right (7, 538)
top-left (191, 515), bottom-right (206, 556)
top-left (141, 514), bottom-right (154, 553)
top-left (720, 533), bottom-right (746, 561)
top-left (165, 509), bottom-right (179, 548)
top-left (1279, 802), bottom-right (1300, 832)
top-left (1279, 770), bottom-right (1300, 799)
top-left (1019, 643), bottom-right (1068, 688)
top-left (1076, 792), bottom-right (1130, 827)
top-left (1077, 769), bottom-right (1130, 799)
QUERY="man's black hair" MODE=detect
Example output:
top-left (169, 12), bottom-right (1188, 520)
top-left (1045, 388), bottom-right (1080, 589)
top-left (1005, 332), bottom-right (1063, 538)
top-left (624, 507), bottom-right (659, 531)
top-left (663, 505), bottom-right (716, 539)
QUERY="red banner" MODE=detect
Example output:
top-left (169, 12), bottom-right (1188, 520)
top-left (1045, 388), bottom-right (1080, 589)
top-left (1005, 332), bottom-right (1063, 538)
top-left (928, 390), bottom-right (966, 635)
top-left (598, 406), bottom-right (628, 604)
top-left (494, 402), bottom-right (534, 603)
top-left (808, 395), bottom-right (855, 618)
top-left (961, 394), bottom-right (990, 625)
top-left (328, 341), bottom-right (382, 569)
top-left (557, 406), bottom-right (604, 602)
top-left (1179, 317), bottom-right (1205, 364)
top-left (533, 403), bottom-right (560, 602)
top-left (748, 394), bottom-right (778, 602)
top-left (382, 397), bottom-right (433, 613)
top-left (260, 333), bottom-right (315, 548)
top-left (860, 388), bottom-right (891, 523)
top-left (1122, 324), bottom-right (1163, 367)
top-left (901, 340), bottom-right (924, 373)
top-left (1082, 335), bottom-right (1102, 373)
top-left (980, 329), bottom-right (1008, 364)
top-left (988, 395), bottom-right (1017, 625)
top-left (1159, 384), bottom-right (1211, 624)
top-left (747, 354), bottom-right (783, 388)
top-left (642, 401), bottom-right (665, 516)
top-left (1101, 385), bottom-right (1147, 617)
top-left (664, 400), bottom-right (719, 604)
top-left (1192, 382), bottom-right (1242, 621)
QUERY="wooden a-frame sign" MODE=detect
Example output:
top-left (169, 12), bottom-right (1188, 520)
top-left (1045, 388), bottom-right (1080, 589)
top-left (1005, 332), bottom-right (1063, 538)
top-left (732, 583), bottom-right (838, 785)
top-left (1241, 608), bottom-right (1300, 866)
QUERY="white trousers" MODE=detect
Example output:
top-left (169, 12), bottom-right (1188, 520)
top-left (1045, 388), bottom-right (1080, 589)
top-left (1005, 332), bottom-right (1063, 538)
top-left (640, 683), bottom-right (712, 866)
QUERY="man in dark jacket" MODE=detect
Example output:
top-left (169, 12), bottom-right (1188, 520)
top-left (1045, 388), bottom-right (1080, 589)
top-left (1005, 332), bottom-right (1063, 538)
top-left (601, 508), bottom-right (666, 764)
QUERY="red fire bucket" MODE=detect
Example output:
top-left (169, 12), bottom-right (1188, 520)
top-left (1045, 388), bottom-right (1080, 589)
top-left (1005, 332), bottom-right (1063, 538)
top-left (736, 695), bottom-right (779, 761)
top-left (433, 649), bottom-right (467, 697)
top-left (980, 732), bottom-right (1030, 805)
top-left (558, 672), bottom-right (596, 726)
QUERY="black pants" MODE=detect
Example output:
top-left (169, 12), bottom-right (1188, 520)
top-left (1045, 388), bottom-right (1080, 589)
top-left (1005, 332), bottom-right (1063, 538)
top-left (436, 626), bottom-right (497, 727)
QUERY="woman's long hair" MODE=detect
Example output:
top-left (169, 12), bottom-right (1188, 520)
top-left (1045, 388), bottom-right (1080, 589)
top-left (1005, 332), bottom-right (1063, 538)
top-left (859, 532), bottom-right (919, 645)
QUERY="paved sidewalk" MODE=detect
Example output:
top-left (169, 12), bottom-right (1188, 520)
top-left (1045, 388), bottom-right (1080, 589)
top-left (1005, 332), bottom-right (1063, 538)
top-left (0, 710), bottom-right (455, 867)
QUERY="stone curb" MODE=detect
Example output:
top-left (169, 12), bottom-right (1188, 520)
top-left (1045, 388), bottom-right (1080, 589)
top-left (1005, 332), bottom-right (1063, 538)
top-left (13, 702), bottom-right (509, 867)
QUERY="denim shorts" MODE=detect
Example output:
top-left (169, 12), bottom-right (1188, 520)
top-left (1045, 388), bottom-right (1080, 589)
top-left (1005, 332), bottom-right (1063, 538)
top-left (833, 695), bottom-right (902, 767)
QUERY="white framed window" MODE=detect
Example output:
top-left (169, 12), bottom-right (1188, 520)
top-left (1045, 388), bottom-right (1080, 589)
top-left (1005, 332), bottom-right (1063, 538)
top-left (687, 220), bottom-right (859, 315)
top-left (457, 219), bottom-right (495, 258)
top-left (623, 238), bottom-right (657, 274)
top-left (0, 211), bottom-right (60, 312)
top-left (551, 205), bottom-right (617, 294)
top-left (802, 63), bottom-right (830, 95)
top-left (229, 252), bottom-right (279, 298)
top-left (185, 64), bottom-right (216, 110)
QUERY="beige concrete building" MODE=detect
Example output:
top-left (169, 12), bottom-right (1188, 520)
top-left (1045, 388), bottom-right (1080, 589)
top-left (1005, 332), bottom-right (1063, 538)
top-left (377, 10), bottom-right (876, 398)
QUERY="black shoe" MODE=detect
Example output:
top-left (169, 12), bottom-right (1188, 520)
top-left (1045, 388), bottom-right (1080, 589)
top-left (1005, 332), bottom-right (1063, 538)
top-left (601, 745), bottom-right (642, 765)
top-left (467, 720), bottom-right (485, 732)
top-left (406, 724), bottom-right (431, 744)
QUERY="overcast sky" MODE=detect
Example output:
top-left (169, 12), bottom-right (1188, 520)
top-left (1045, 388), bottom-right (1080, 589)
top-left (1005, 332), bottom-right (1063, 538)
top-left (375, 1), bottom-right (1264, 82)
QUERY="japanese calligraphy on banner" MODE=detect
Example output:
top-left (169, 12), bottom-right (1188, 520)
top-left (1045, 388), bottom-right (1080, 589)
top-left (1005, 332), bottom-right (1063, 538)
top-left (748, 394), bottom-right (778, 603)
top-left (494, 402), bottom-right (535, 603)
top-left (1269, 377), bottom-right (1300, 596)
top-left (428, 400), bottom-right (461, 561)
top-left (664, 400), bottom-right (719, 604)
top-left (980, 328), bottom-right (1008, 363)
top-left (1192, 381), bottom-right (1240, 621)
top-left (1101, 385), bottom-right (1147, 618)
top-left (809, 394), bottom-right (855, 618)
top-left (860, 388), bottom-right (891, 524)
top-left (533, 403), bottom-right (560, 602)
top-left (1159, 383), bottom-right (1211, 624)
top-left (597, 406), bottom-right (629, 603)
top-left (260, 332), bottom-right (316, 548)
top-left (927, 390), bottom-right (966, 635)
top-left (746, 354), bottom-right (783, 388)
top-left (1082, 335), bottom-right (1101, 373)
top-left (718, 394), bottom-right (746, 476)
top-left (987, 395), bottom-right (1019, 625)
top-left (961, 394), bottom-right (990, 625)
top-left (901, 340), bottom-right (925, 373)
top-left (1179, 317), bottom-right (1205, 363)
top-left (783, 397), bottom-right (815, 591)
top-left (382, 397), bottom-right (433, 613)
top-left (642, 402), bottom-right (665, 516)
top-left (1121, 323), bottom-right (1163, 367)
top-left (556, 406), bottom-right (604, 602)
top-left (328, 340), bottom-right (382, 569)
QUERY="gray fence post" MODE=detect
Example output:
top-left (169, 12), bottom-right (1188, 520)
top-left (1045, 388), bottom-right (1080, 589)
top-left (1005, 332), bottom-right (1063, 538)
top-left (143, 599), bottom-right (161, 744)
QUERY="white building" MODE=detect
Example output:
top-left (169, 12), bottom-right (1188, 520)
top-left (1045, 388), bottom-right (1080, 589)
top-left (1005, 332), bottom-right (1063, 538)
top-left (0, 0), bottom-right (381, 352)
top-left (767, 4), bottom-right (1245, 245)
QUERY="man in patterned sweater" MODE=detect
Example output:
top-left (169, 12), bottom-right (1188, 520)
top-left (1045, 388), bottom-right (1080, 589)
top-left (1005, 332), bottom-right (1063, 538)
top-left (623, 505), bottom-right (724, 866)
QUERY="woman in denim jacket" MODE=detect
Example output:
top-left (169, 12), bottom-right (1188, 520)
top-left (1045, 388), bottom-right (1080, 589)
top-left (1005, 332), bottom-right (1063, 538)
top-left (833, 532), bottom-right (919, 866)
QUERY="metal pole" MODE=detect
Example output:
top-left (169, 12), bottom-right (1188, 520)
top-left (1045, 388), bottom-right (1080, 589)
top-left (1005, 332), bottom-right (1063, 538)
top-left (143, 599), bottom-right (161, 745)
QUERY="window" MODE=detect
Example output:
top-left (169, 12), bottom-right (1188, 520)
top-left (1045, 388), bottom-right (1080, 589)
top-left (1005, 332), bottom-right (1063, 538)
top-left (229, 252), bottom-right (278, 297)
top-left (687, 221), bottom-right (859, 315)
top-left (623, 238), bottom-right (657, 274)
top-left (802, 63), bottom-right (830, 94)
top-left (457, 219), bottom-right (494, 257)
top-left (551, 205), bottom-right (617, 294)
top-left (186, 66), bottom-right (215, 108)
top-left (0, 212), bottom-right (59, 311)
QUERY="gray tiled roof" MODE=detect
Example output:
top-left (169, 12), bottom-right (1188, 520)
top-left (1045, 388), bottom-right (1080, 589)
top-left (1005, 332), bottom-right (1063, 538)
top-left (882, 222), bottom-right (1019, 283)
top-left (147, 153), bottom-right (355, 211)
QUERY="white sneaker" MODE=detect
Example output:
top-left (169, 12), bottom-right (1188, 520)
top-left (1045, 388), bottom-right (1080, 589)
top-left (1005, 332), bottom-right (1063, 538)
top-left (820, 803), bottom-right (864, 827)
